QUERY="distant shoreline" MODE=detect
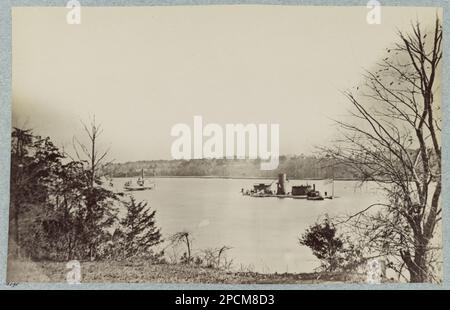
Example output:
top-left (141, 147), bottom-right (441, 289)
top-left (104, 156), bottom-right (361, 181)
top-left (113, 175), bottom-right (361, 181)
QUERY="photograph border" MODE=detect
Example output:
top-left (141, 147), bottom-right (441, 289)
top-left (0, 0), bottom-right (448, 290)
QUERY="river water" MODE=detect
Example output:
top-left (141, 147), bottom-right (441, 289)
top-left (113, 177), bottom-right (384, 273)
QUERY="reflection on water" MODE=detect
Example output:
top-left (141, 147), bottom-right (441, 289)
top-left (113, 178), bottom-right (384, 273)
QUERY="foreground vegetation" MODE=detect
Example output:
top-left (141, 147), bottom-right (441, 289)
top-left (7, 260), bottom-right (367, 284)
top-left (10, 121), bottom-right (163, 263)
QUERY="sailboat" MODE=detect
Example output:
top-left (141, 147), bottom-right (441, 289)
top-left (124, 169), bottom-right (155, 191)
top-left (322, 178), bottom-right (335, 199)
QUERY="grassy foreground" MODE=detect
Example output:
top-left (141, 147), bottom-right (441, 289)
top-left (7, 259), bottom-right (366, 284)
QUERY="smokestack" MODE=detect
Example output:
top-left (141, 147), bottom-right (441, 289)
top-left (277, 173), bottom-right (287, 195)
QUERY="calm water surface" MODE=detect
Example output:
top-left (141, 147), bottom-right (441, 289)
top-left (113, 178), bottom-right (384, 273)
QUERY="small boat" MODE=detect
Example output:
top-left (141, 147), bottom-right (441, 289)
top-left (242, 177), bottom-right (328, 201)
top-left (124, 169), bottom-right (155, 191)
top-left (306, 190), bottom-right (324, 201)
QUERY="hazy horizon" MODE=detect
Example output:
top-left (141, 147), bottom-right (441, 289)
top-left (12, 5), bottom-right (441, 162)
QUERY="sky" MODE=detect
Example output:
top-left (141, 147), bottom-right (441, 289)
top-left (12, 5), bottom-right (441, 162)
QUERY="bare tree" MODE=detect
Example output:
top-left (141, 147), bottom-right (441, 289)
top-left (324, 17), bottom-right (442, 282)
top-left (200, 246), bottom-right (233, 269)
top-left (72, 116), bottom-right (112, 188)
top-left (72, 116), bottom-right (116, 260)
top-left (169, 231), bottom-right (192, 263)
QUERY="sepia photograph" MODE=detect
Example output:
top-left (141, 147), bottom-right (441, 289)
top-left (6, 3), bottom-right (443, 285)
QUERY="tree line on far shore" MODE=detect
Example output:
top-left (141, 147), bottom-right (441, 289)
top-left (104, 156), bottom-right (356, 180)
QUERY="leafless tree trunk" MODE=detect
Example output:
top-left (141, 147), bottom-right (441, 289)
top-left (170, 231), bottom-right (192, 262)
top-left (73, 116), bottom-right (111, 188)
top-left (324, 17), bottom-right (442, 282)
top-left (73, 116), bottom-right (112, 260)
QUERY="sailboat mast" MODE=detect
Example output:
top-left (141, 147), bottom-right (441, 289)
top-left (332, 161), bottom-right (335, 197)
top-left (332, 179), bottom-right (334, 197)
